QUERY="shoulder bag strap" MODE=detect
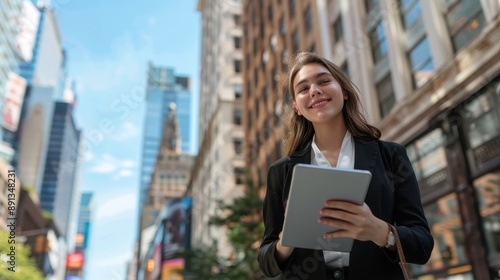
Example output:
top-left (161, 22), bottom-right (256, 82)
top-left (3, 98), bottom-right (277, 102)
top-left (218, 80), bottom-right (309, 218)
top-left (388, 223), bottom-right (411, 280)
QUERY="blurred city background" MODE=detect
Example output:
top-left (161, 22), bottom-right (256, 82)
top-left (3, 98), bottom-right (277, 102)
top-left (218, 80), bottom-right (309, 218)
top-left (0, 0), bottom-right (499, 279)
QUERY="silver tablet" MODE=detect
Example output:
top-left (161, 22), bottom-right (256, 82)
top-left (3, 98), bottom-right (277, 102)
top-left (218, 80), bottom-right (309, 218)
top-left (281, 163), bottom-right (372, 252)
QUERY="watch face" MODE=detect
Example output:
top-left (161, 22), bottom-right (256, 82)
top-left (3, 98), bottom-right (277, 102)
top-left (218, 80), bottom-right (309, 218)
top-left (385, 231), bottom-right (395, 248)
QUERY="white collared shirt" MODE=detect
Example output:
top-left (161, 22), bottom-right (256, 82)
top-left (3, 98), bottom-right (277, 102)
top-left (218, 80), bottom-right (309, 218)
top-left (311, 130), bottom-right (355, 268)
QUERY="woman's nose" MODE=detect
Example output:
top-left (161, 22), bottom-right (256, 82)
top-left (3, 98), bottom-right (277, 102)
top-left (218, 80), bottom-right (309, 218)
top-left (309, 84), bottom-right (321, 96)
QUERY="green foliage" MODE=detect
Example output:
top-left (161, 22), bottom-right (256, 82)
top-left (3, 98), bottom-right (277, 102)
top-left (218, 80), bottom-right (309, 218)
top-left (182, 178), bottom-right (265, 279)
top-left (0, 231), bottom-right (44, 280)
top-left (41, 211), bottom-right (53, 221)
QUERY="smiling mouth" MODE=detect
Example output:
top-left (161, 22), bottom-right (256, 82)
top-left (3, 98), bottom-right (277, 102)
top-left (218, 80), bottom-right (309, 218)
top-left (309, 99), bottom-right (331, 108)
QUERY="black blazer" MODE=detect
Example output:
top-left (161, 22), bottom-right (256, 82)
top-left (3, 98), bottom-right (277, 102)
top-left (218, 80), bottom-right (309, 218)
top-left (258, 137), bottom-right (434, 280)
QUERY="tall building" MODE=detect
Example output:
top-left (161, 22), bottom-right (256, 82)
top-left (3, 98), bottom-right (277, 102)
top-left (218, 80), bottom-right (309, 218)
top-left (186, 0), bottom-right (245, 259)
top-left (243, 0), bottom-right (500, 279)
top-left (140, 103), bottom-right (193, 230)
top-left (40, 100), bottom-right (83, 246)
top-left (136, 65), bottom-right (194, 275)
top-left (138, 64), bottom-right (192, 211)
top-left (71, 192), bottom-right (94, 279)
top-left (0, 0), bottom-right (25, 162)
top-left (16, 4), bottom-right (65, 194)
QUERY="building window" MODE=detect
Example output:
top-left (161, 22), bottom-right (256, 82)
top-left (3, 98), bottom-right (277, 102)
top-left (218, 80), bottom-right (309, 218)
top-left (233, 14), bottom-right (241, 26)
top-left (234, 36), bottom-right (241, 49)
top-left (399, 0), bottom-right (422, 29)
top-left (369, 21), bottom-right (388, 63)
top-left (376, 74), bottom-right (395, 117)
top-left (474, 170), bottom-right (500, 256)
top-left (409, 193), bottom-right (470, 276)
top-left (234, 60), bottom-right (241, 73)
top-left (304, 5), bottom-right (312, 31)
top-left (365, 0), bottom-right (380, 12)
top-left (333, 16), bottom-right (344, 42)
top-left (234, 167), bottom-right (245, 185)
top-left (341, 62), bottom-right (349, 79)
top-left (408, 37), bottom-right (434, 88)
top-left (280, 16), bottom-right (286, 35)
top-left (234, 84), bottom-right (242, 99)
top-left (233, 109), bottom-right (242, 125)
top-left (310, 43), bottom-right (316, 53)
top-left (441, 0), bottom-right (485, 52)
top-left (292, 30), bottom-right (300, 53)
top-left (268, 4), bottom-right (273, 21)
top-left (233, 139), bottom-right (243, 154)
top-left (289, 0), bottom-right (296, 16)
top-left (281, 49), bottom-right (289, 72)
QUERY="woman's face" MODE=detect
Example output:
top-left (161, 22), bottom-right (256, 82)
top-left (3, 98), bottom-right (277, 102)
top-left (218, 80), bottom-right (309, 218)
top-left (292, 63), bottom-right (347, 125)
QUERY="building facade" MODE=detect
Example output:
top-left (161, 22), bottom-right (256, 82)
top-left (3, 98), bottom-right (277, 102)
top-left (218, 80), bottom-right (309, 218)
top-left (186, 0), bottom-right (245, 259)
top-left (139, 64), bottom-right (192, 212)
top-left (40, 101), bottom-right (82, 246)
top-left (140, 104), bottom-right (193, 231)
top-left (243, 0), bottom-right (500, 279)
top-left (0, 0), bottom-right (25, 162)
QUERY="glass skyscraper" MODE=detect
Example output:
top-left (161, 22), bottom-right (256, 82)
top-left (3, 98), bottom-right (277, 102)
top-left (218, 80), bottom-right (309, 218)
top-left (139, 63), bottom-right (192, 209)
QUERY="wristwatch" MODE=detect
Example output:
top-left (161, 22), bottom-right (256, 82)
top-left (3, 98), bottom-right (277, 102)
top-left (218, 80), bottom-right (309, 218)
top-left (384, 228), bottom-right (396, 248)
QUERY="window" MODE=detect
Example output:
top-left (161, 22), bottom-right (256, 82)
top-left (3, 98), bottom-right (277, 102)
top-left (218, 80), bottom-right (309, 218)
top-left (399, 0), bottom-right (422, 29)
top-left (233, 14), bottom-right (241, 26)
top-left (268, 4), bottom-right (273, 21)
top-left (289, 0), bottom-right (296, 16)
top-left (304, 5), bottom-right (312, 31)
top-left (234, 60), bottom-right (241, 73)
top-left (369, 21), bottom-right (388, 63)
top-left (376, 74), bottom-right (395, 117)
top-left (365, 0), bottom-right (380, 12)
top-left (234, 84), bottom-right (242, 99)
top-left (234, 167), bottom-right (245, 184)
top-left (234, 36), bottom-right (241, 49)
top-left (441, 0), bottom-right (485, 52)
top-left (281, 49), bottom-right (289, 72)
top-left (233, 109), bottom-right (242, 125)
top-left (292, 30), bottom-right (300, 53)
top-left (233, 138), bottom-right (243, 154)
top-left (333, 16), bottom-right (344, 42)
top-left (408, 37), bottom-right (434, 88)
top-left (474, 170), bottom-right (500, 255)
top-left (341, 62), bottom-right (349, 79)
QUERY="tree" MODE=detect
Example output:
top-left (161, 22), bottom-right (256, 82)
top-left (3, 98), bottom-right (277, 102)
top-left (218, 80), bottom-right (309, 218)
top-left (181, 179), bottom-right (266, 279)
top-left (0, 231), bottom-right (44, 280)
top-left (209, 179), bottom-right (265, 280)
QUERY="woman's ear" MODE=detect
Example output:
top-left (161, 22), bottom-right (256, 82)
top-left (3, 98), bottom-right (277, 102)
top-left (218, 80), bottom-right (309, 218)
top-left (293, 102), bottom-right (302, 116)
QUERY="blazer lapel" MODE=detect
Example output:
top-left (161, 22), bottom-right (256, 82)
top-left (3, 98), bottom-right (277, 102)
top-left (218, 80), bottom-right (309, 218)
top-left (354, 137), bottom-right (378, 175)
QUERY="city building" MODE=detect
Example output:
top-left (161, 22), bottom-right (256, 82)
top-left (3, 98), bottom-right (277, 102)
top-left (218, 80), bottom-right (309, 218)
top-left (186, 0), bottom-right (245, 259)
top-left (136, 64), bottom-right (194, 273)
top-left (138, 64), bottom-right (193, 214)
top-left (69, 192), bottom-right (94, 279)
top-left (40, 100), bottom-right (83, 249)
top-left (242, 0), bottom-right (500, 279)
top-left (16, 187), bottom-right (64, 279)
top-left (0, 0), bottom-right (25, 162)
top-left (16, 3), bottom-right (66, 194)
top-left (138, 103), bottom-right (193, 269)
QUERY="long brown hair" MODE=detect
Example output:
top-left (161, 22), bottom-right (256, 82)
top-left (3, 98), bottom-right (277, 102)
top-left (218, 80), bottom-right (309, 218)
top-left (283, 52), bottom-right (381, 156)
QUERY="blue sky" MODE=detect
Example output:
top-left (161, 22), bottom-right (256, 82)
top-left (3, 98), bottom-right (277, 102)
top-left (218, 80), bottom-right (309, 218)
top-left (54, 1), bottom-right (200, 279)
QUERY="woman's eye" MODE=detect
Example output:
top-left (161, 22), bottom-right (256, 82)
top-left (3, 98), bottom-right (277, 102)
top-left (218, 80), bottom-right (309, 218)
top-left (319, 80), bottom-right (330, 85)
top-left (299, 87), bottom-right (308, 93)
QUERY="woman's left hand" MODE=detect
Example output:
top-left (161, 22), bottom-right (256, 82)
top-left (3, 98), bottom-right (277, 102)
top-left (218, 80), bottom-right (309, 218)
top-left (318, 200), bottom-right (388, 247)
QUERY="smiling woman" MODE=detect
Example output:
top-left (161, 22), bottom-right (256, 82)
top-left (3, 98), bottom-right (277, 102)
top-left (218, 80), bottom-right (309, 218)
top-left (258, 52), bottom-right (434, 280)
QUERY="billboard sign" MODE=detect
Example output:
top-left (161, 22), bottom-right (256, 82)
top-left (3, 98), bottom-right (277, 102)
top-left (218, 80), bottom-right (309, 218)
top-left (3, 72), bottom-right (26, 131)
top-left (66, 252), bottom-right (84, 270)
top-left (162, 197), bottom-right (192, 261)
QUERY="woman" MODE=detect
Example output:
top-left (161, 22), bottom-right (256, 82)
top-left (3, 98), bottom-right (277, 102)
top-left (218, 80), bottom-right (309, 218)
top-left (258, 52), bottom-right (433, 280)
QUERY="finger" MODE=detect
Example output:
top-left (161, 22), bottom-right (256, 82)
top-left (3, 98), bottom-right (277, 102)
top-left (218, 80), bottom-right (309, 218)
top-left (324, 200), bottom-right (363, 214)
top-left (319, 208), bottom-right (359, 223)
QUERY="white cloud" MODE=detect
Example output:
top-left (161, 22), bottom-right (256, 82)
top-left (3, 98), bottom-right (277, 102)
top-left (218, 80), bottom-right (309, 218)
top-left (96, 193), bottom-right (136, 219)
top-left (90, 162), bottom-right (116, 173)
top-left (88, 154), bottom-right (137, 178)
top-left (108, 121), bottom-right (140, 141)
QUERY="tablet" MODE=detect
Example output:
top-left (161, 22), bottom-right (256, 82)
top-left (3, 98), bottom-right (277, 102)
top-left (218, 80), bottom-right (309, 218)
top-left (281, 163), bottom-right (372, 252)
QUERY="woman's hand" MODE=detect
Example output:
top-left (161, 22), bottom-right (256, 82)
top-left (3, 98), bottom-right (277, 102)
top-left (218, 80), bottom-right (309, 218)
top-left (275, 203), bottom-right (294, 262)
top-left (318, 200), bottom-right (388, 247)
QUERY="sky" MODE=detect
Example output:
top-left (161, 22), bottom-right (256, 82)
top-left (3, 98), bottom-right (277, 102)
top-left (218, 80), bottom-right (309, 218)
top-left (53, 1), bottom-right (201, 279)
